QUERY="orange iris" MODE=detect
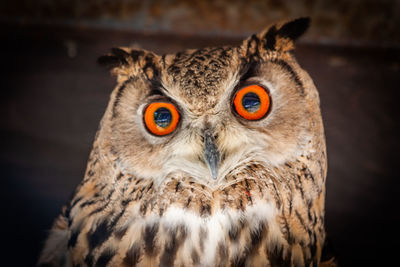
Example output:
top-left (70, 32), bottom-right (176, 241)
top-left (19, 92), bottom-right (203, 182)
top-left (144, 102), bottom-right (180, 136)
top-left (233, 84), bottom-right (270, 120)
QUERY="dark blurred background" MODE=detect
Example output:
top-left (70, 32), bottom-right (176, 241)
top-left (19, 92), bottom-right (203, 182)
top-left (1, 0), bottom-right (399, 266)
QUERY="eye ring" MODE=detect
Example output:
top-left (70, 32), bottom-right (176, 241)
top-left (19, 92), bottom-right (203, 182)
top-left (144, 102), bottom-right (180, 136)
top-left (233, 84), bottom-right (271, 120)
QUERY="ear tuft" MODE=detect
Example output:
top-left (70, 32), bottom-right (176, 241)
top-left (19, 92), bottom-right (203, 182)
top-left (97, 47), bottom-right (131, 68)
top-left (98, 47), bottom-right (160, 82)
top-left (278, 17), bottom-right (310, 41)
top-left (257, 17), bottom-right (311, 52)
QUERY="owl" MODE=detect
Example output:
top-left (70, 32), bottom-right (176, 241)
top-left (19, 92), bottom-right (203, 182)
top-left (38, 18), bottom-right (335, 267)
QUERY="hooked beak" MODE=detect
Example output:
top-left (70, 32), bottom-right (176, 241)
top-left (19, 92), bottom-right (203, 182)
top-left (203, 129), bottom-right (220, 180)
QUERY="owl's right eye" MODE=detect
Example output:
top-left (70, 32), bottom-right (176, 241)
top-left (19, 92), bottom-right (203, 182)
top-left (144, 102), bottom-right (180, 136)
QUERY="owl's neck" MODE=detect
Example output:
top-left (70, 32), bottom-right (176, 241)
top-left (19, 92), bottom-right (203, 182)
top-left (68, 143), bottom-right (325, 266)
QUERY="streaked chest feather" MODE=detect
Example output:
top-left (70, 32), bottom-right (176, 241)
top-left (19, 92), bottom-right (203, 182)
top-left (64, 160), bottom-right (325, 267)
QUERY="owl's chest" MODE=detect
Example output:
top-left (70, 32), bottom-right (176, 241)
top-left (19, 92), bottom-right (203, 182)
top-left (73, 201), bottom-right (281, 267)
top-left (69, 165), bottom-right (324, 266)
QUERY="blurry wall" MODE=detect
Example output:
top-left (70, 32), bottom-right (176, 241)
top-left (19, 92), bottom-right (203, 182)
top-left (1, 0), bottom-right (399, 46)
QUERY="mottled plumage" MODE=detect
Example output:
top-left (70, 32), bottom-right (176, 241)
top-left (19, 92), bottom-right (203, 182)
top-left (39, 18), bottom-right (336, 267)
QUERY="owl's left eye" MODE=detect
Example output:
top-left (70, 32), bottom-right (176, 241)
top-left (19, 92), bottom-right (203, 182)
top-left (144, 102), bottom-right (180, 136)
top-left (233, 84), bottom-right (271, 120)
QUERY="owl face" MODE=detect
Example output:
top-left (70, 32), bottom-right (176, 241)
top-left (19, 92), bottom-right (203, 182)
top-left (99, 18), bottom-right (321, 189)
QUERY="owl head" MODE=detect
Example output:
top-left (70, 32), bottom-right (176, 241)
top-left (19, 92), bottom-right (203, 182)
top-left (97, 18), bottom-right (324, 189)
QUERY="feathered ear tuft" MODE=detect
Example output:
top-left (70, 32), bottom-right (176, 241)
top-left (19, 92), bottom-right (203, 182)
top-left (98, 47), bottom-right (159, 82)
top-left (277, 17), bottom-right (310, 42)
top-left (97, 47), bottom-right (133, 68)
top-left (261, 17), bottom-right (310, 52)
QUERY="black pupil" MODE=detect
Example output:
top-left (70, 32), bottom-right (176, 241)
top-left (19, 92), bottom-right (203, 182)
top-left (242, 92), bottom-right (260, 113)
top-left (154, 107), bottom-right (172, 128)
